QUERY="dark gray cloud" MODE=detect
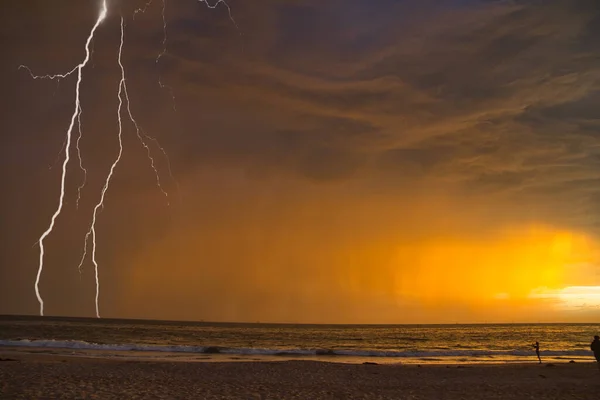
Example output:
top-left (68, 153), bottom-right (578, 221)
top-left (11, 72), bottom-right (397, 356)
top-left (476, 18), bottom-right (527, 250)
top-left (156, 0), bottom-right (600, 199)
top-left (1, 0), bottom-right (599, 321)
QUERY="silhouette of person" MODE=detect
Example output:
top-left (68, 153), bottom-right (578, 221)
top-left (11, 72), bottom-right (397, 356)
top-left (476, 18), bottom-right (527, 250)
top-left (591, 335), bottom-right (600, 371)
top-left (533, 341), bottom-right (541, 364)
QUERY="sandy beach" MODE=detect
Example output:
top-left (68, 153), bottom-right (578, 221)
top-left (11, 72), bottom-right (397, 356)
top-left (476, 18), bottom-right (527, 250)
top-left (1, 354), bottom-right (599, 399)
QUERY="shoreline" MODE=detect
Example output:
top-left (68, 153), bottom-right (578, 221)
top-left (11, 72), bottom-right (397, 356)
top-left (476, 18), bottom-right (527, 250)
top-left (0, 348), bottom-right (595, 366)
top-left (0, 346), bottom-right (592, 366)
top-left (2, 353), bottom-right (600, 399)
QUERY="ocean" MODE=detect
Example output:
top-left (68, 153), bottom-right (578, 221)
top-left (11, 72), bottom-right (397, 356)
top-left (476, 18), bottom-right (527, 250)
top-left (0, 315), bottom-right (598, 365)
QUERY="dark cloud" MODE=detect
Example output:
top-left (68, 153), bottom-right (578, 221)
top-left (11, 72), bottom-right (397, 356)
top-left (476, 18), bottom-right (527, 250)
top-left (1, 0), bottom-right (599, 322)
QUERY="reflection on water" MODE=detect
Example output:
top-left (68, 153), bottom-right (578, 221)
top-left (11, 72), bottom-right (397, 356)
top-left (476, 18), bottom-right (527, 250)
top-left (0, 315), bottom-right (598, 364)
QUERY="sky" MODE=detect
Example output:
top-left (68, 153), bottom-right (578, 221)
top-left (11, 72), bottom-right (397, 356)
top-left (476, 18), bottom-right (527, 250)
top-left (0, 0), bottom-right (599, 324)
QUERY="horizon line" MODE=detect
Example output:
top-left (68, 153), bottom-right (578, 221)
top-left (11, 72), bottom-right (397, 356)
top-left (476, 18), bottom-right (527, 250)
top-left (1, 313), bottom-right (599, 327)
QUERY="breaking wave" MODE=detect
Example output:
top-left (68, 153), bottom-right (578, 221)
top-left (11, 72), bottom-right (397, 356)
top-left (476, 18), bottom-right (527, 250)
top-left (0, 339), bottom-right (592, 359)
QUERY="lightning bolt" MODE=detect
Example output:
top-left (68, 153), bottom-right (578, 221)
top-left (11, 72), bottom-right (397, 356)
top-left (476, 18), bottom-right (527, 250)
top-left (133, 0), bottom-right (177, 110)
top-left (48, 112), bottom-right (86, 203)
top-left (22, 0), bottom-right (237, 317)
top-left (75, 105), bottom-right (87, 209)
top-left (127, 0), bottom-right (176, 200)
top-left (198, 0), bottom-right (239, 30)
top-left (84, 15), bottom-right (127, 319)
top-left (156, 0), bottom-right (177, 111)
top-left (141, 131), bottom-right (181, 203)
top-left (124, 88), bottom-right (170, 204)
top-left (81, 15), bottom-right (173, 317)
top-left (152, 0), bottom-right (240, 111)
top-left (23, 1), bottom-right (108, 317)
top-left (133, 0), bottom-right (156, 18)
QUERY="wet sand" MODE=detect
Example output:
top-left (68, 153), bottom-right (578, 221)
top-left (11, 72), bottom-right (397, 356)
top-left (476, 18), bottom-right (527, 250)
top-left (1, 354), bottom-right (599, 399)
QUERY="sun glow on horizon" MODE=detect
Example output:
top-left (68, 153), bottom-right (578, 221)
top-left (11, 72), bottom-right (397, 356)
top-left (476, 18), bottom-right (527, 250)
top-left (392, 226), bottom-right (599, 309)
top-left (123, 206), bottom-right (600, 322)
top-left (529, 285), bottom-right (600, 310)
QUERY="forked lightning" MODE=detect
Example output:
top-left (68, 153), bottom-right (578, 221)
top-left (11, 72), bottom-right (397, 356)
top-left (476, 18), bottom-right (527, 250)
top-left (21, 0), bottom-right (236, 317)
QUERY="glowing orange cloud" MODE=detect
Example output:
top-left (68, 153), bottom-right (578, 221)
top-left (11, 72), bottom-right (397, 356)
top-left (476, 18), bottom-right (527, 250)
top-left (390, 226), bottom-right (598, 305)
top-left (116, 172), bottom-right (600, 323)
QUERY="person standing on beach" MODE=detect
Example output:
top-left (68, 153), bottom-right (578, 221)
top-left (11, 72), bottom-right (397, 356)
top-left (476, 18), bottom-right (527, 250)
top-left (591, 336), bottom-right (600, 371)
top-left (533, 341), bottom-right (541, 364)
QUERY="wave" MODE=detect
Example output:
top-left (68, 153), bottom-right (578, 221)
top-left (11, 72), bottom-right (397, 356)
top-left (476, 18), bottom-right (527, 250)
top-left (0, 339), bottom-right (593, 359)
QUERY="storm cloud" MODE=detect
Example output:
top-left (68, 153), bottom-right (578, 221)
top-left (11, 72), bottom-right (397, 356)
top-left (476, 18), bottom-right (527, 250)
top-left (1, 0), bottom-right (599, 322)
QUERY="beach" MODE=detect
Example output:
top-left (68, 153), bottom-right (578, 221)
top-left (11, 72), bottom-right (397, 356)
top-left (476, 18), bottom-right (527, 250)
top-left (1, 354), bottom-right (599, 399)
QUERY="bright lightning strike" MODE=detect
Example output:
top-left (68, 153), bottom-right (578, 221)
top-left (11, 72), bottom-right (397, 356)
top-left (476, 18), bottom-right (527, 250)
top-left (23, 0), bottom-right (237, 317)
top-left (79, 16), bottom-right (169, 317)
top-left (84, 15), bottom-right (127, 318)
top-left (23, 1), bottom-right (108, 317)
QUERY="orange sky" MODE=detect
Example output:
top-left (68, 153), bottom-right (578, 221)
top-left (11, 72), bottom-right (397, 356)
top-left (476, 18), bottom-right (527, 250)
top-left (116, 171), bottom-right (600, 323)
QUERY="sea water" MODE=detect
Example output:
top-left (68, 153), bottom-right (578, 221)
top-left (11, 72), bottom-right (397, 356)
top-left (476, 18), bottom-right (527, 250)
top-left (0, 315), bottom-right (598, 364)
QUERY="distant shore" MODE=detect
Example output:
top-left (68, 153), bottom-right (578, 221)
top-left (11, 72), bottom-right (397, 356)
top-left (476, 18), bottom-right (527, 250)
top-left (1, 353), bottom-right (599, 399)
